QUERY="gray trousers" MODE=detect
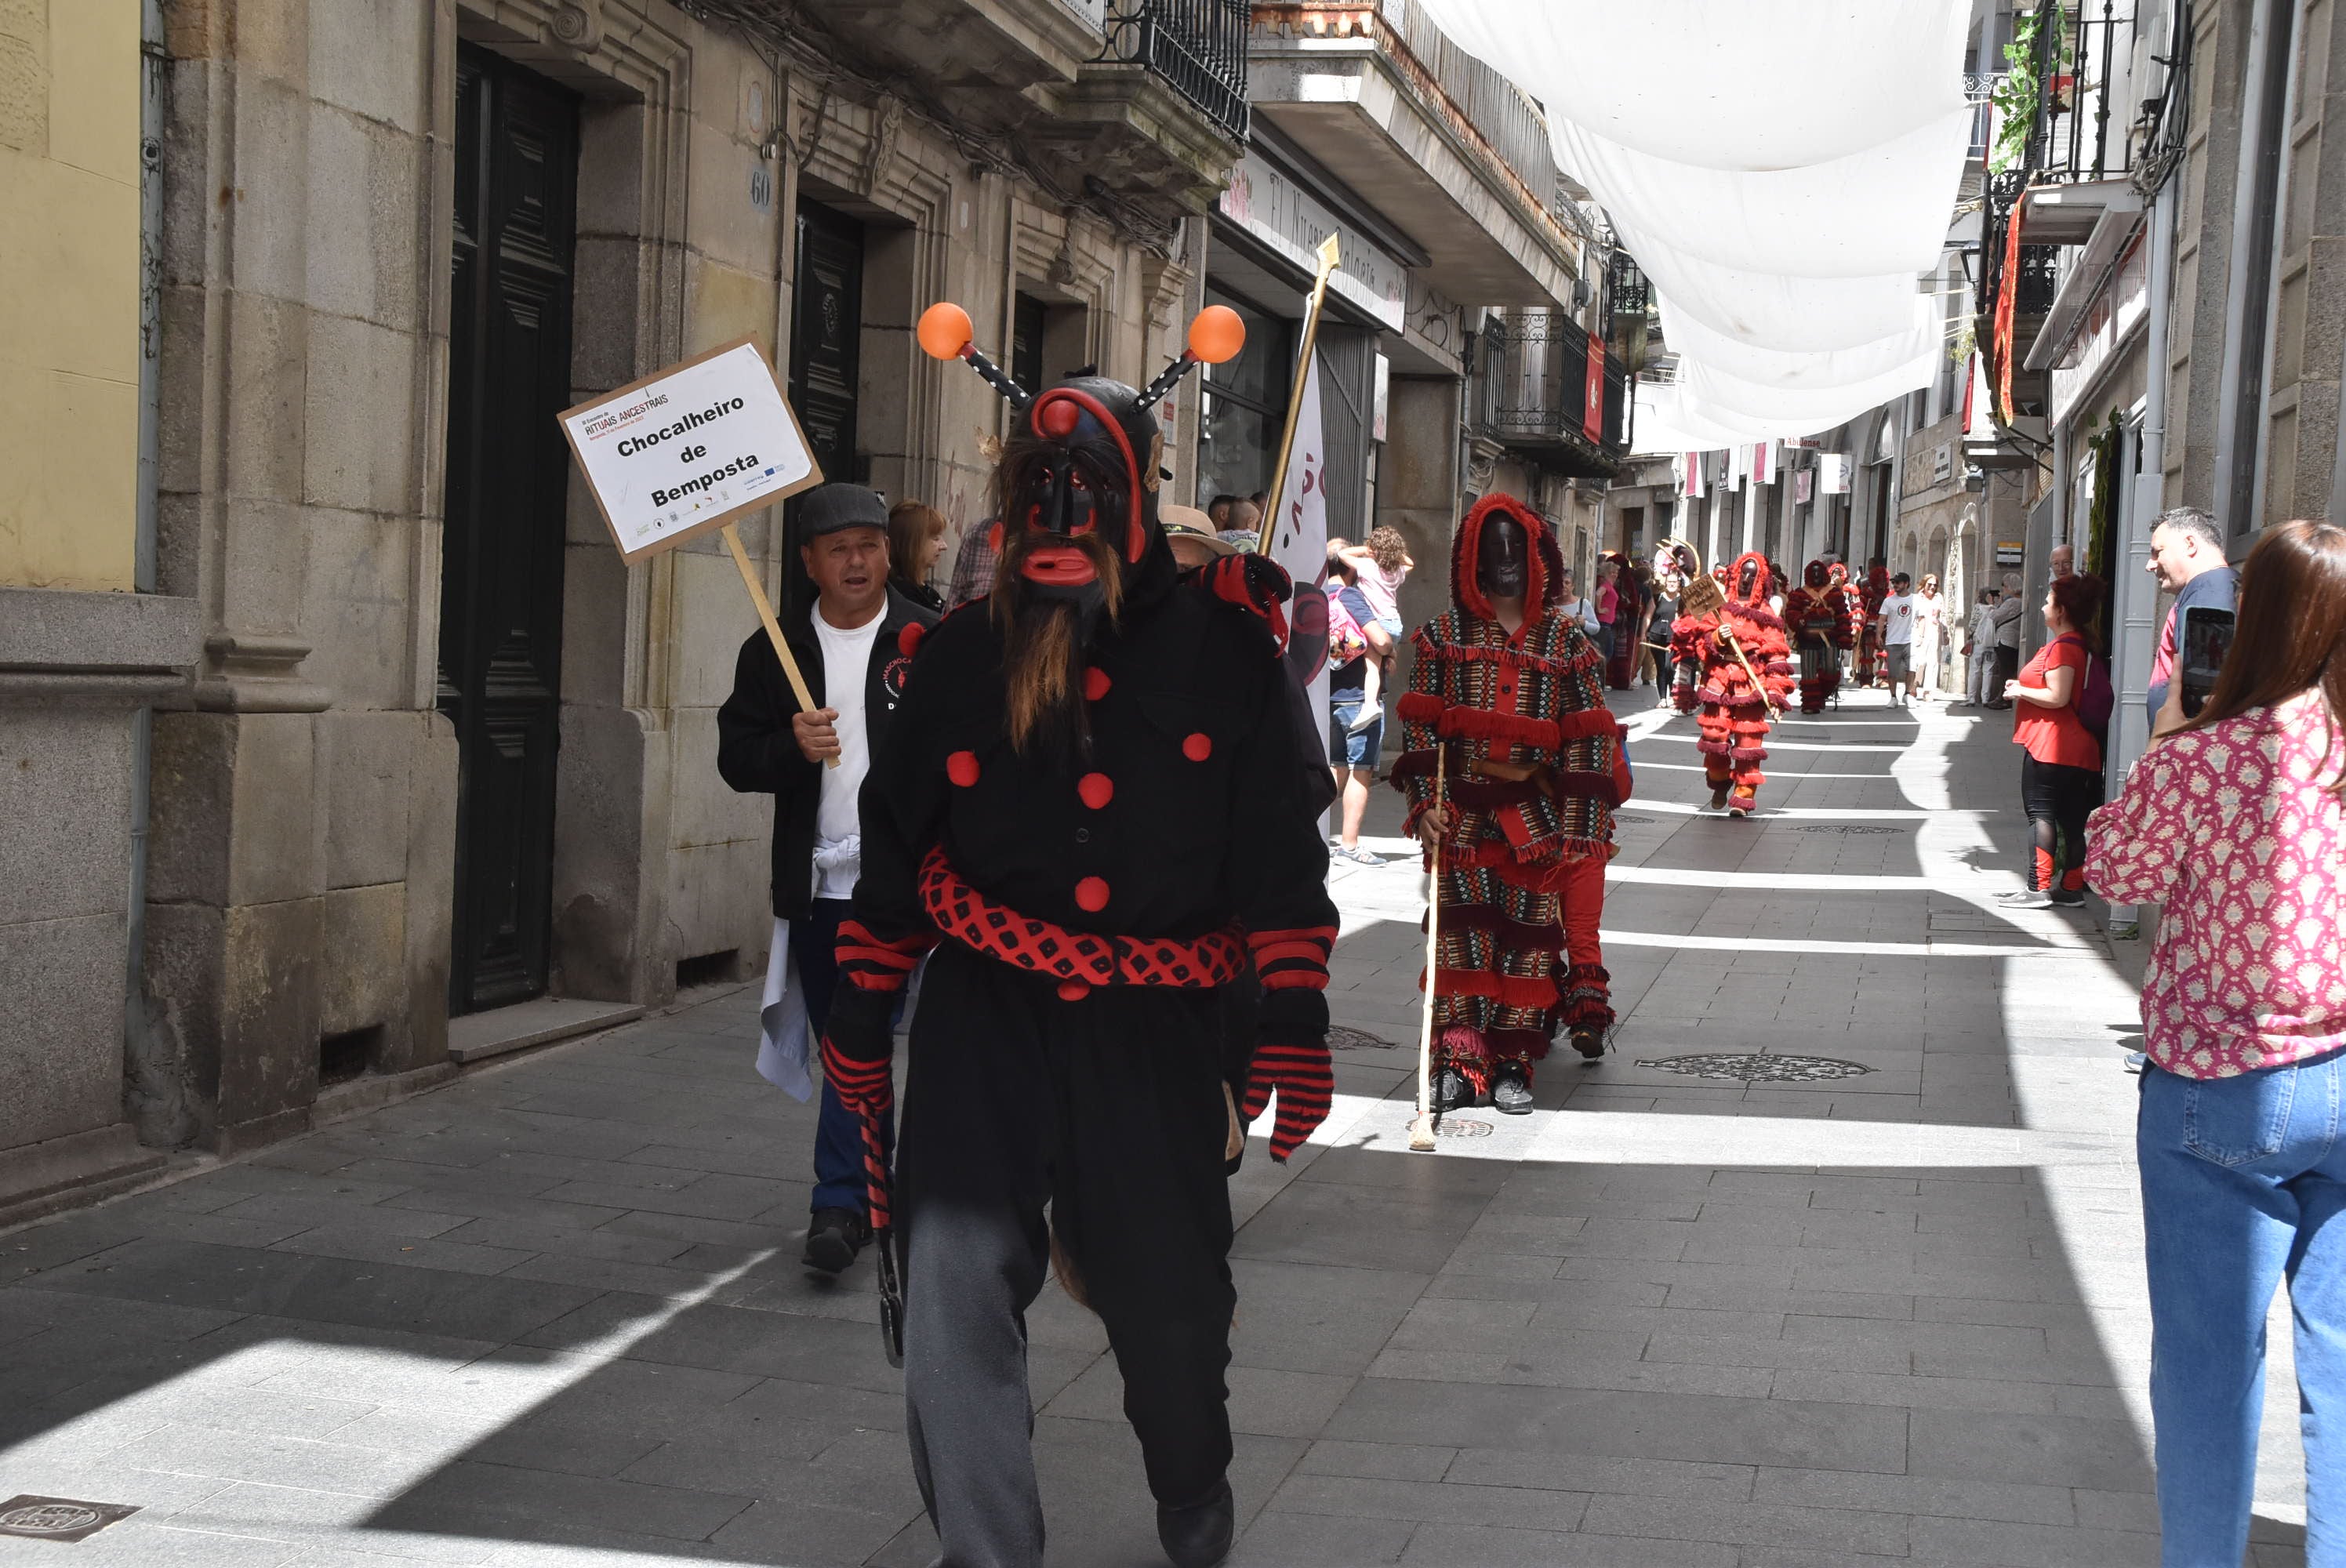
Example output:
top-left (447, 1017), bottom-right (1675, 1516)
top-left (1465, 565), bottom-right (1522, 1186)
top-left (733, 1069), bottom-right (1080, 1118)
top-left (899, 946), bottom-right (1237, 1568)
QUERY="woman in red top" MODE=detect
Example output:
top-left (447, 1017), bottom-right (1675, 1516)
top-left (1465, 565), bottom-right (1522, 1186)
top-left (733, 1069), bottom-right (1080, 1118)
top-left (1999, 572), bottom-right (2104, 907)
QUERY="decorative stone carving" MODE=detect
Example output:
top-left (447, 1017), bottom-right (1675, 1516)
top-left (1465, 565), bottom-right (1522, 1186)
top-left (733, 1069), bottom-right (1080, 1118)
top-left (550, 0), bottom-right (604, 51)
top-left (862, 95), bottom-right (904, 198)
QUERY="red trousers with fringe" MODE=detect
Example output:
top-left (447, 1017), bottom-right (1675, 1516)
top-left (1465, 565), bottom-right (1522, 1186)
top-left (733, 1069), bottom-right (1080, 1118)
top-left (1429, 853), bottom-right (1609, 1093)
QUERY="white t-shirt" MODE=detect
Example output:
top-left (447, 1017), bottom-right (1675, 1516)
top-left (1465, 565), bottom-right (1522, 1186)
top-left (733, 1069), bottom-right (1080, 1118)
top-left (812, 606), bottom-right (884, 900)
top-left (1879, 593), bottom-right (1917, 646)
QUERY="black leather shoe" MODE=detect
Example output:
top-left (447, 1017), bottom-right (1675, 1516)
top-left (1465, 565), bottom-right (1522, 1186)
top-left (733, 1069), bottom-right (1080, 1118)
top-left (1490, 1062), bottom-right (1534, 1115)
top-left (803, 1207), bottom-right (870, 1276)
top-left (1569, 1022), bottom-right (1608, 1060)
top-left (1157, 1478), bottom-right (1233, 1568)
top-left (1430, 1067), bottom-right (1474, 1112)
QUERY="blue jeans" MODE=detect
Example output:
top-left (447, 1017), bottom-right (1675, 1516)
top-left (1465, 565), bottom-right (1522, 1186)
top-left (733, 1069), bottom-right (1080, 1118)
top-left (2139, 1056), bottom-right (2346, 1566)
top-left (797, 897), bottom-right (899, 1216)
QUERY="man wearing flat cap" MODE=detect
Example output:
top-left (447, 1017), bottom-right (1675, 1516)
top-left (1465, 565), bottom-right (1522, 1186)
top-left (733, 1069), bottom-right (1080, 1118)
top-left (717, 483), bottom-right (939, 1275)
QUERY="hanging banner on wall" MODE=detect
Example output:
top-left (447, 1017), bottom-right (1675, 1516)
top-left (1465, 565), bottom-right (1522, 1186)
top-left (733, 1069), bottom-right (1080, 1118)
top-left (1820, 452), bottom-right (1852, 494)
top-left (559, 337), bottom-right (823, 563)
top-left (1583, 336), bottom-right (1606, 442)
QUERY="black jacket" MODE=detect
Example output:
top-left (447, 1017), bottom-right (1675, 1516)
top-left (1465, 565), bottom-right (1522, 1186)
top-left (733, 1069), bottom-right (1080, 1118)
top-left (717, 586), bottom-right (939, 921)
top-left (850, 536), bottom-right (1338, 1040)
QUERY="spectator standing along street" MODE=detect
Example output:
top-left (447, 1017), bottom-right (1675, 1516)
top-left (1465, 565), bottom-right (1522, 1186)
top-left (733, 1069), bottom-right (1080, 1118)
top-left (1960, 587), bottom-right (1998, 707)
top-left (1911, 572), bottom-right (1948, 702)
top-left (888, 500), bottom-right (949, 614)
top-left (1595, 558), bottom-right (1620, 665)
top-left (2086, 518), bottom-right (2346, 1568)
top-left (717, 483), bottom-right (939, 1276)
top-left (1879, 573), bottom-right (1917, 706)
top-left (2142, 505), bottom-right (2242, 724)
top-left (1556, 568), bottom-right (1601, 641)
top-left (945, 516), bottom-right (999, 609)
top-left (1988, 572), bottom-right (2025, 708)
top-left (1325, 555), bottom-right (1392, 866)
top-left (2000, 572), bottom-right (2105, 909)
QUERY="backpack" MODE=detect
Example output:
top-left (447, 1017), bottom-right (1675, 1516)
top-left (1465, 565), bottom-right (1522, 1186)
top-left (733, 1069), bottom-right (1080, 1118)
top-left (2056, 633), bottom-right (2114, 746)
top-left (1324, 587), bottom-right (1371, 667)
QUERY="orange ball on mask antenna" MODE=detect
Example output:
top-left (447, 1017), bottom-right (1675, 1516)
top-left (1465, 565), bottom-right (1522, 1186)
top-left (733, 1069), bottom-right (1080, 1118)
top-left (917, 301), bottom-right (975, 361)
top-left (1186, 304), bottom-right (1245, 365)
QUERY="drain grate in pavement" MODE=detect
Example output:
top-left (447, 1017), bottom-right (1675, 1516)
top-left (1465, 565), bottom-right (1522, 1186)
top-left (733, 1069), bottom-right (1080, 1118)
top-left (0, 1497), bottom-right (140, 1543)
top-left (1789, 824), bottom-right (1907, 835)
top-left (1327, 1026), bottom-right (1398, 1051)
top-left (1416, 1116), bottom-right (1494, 1137)
top-left (1613, 815), bottom-right (1657, 826)
top-left (1640, 1052), bottom-right (1876, 1082)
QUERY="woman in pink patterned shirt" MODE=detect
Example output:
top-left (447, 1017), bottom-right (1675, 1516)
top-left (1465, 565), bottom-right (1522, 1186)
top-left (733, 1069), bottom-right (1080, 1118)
top-left (2086, 517), bottom-right (2346, 1567)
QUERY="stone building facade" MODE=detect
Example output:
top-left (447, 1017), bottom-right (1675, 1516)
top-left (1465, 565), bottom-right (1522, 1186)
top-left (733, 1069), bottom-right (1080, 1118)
top-left (0, 0), bottom-right (1235, 1203)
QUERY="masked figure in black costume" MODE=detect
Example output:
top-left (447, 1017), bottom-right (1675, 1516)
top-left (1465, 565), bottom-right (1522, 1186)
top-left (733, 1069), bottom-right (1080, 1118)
top-left (820, 313), bottom-right (1338, 1568)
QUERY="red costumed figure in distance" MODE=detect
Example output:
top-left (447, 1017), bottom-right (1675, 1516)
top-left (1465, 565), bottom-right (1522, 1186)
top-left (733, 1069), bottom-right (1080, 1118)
top-left (1785, 558), bottom-right (1854, 713)
top-left (1393, 495), bottom-right (1630, 1113)
top-left (1672, 551), bottom-right (1796, 818)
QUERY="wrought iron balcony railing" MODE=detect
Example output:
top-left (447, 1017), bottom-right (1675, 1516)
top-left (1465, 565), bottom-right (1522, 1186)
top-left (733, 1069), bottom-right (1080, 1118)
top-left (1993, 0), bottom-right (2139, 182)
top-left (1473, 309), bottom-right (1626, 473)
top-left (1100, 0), bottom-right (1250, 143)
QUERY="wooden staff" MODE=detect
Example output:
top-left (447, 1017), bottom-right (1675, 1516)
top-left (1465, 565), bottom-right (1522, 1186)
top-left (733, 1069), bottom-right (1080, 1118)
top-left (1409, 746), bottom-right (1447, 1153)
top-left (721, 521), bottom-right (837, 769)
top-left (1256, 234), bottom-right (1342, 557)
top-left (1718, 623), bottom-right (1782, 722)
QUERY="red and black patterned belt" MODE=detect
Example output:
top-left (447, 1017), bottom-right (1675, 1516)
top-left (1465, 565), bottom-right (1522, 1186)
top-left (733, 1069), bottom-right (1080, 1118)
top-left (917, 847), bottom-right (1246, 1002)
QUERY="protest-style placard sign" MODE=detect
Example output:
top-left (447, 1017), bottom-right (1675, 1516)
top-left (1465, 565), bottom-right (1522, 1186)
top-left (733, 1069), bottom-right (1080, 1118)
top-left (559, 337), bottom-right (834, 760)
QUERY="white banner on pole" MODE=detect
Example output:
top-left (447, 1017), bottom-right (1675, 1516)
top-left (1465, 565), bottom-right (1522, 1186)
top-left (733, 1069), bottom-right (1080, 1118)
top-left (1273, 354), bottom-right (1333, 729)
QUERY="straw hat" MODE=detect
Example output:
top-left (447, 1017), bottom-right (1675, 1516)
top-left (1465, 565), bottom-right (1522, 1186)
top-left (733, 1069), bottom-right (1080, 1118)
top-left (1160, 504), bottom-right (1237, 557)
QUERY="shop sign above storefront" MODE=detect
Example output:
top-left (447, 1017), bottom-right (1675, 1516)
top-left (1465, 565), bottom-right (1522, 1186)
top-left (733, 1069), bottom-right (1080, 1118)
top-left (1218, 151), bottom-right (1406, 332)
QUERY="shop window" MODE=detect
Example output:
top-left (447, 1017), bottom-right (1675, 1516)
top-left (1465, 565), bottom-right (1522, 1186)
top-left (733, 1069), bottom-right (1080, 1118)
top-left (1196, 285), bottom-right (1294, 523)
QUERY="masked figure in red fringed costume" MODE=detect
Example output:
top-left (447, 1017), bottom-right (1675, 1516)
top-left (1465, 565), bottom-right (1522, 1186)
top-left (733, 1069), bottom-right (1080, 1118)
top-left (1785, 559), bottom-right (1854, 713)
top-left (1392, 495), bottom-right (1630, 1115)
top-left (1674, 551), bottom-right (1796, 818)
top-left (824, 305), bottom-right (1338, 1568)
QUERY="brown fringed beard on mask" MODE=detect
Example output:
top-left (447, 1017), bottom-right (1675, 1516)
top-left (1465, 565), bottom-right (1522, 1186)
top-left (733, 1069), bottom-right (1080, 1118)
top-left (991, 525), bottom-right (1124, 755)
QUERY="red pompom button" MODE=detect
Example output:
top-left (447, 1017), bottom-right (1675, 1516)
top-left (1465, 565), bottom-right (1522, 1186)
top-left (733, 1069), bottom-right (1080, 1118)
top-left (1074, 877), bottom-right (1110, 913)
top-left (1084, 667), bottom-right (1111, 702)
top-left (1182, 732), bottom-right (1212, 762)
top-left (946, 750), bottom-right (980, 786)
top-left (1037, 397), bottom-right (1080, 439)
top-left (1078, 773), bottom-right (1114, 810)
top-left (1056, 979), bottom-right (1091, 1003)
top-left (898, 622), bottom-right (926, 658)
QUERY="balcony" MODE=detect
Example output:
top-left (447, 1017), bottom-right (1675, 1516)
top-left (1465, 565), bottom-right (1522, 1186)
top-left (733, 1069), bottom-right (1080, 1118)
top-left (1034, 0), bottom-right (1252, 216)
top-left (772, 0), bottom-right (1247, 221)
top-left (1473, 309), bottom-right (1628, 479)
top-left (1246, 0), bottom-right (1584, 307)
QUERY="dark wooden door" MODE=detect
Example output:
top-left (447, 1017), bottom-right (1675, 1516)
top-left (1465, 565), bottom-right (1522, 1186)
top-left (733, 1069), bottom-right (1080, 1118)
top-left (438, 45), bottom-right (579, 1014)
top-left (790, 201), bottom-right (864, 488)
top-left (783, 200), bottom-right (864, 618)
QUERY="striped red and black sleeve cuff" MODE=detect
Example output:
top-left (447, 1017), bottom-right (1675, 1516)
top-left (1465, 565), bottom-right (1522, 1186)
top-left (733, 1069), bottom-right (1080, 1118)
top-left (1248, 924), bottom-right (1335, 993)
top-left (836, 919), bottom-right (938, 995)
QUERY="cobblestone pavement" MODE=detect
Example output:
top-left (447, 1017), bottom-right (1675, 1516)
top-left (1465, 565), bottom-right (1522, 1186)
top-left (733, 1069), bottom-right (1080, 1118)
top-left (0, 688), bottom-right (2310, 1566)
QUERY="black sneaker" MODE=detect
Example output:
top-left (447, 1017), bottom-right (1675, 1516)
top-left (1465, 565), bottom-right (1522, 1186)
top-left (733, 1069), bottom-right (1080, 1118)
top-left (2048, 886), bottom-right (2086, 906)
top-left (1157, 1478), bottom-right (1234, 1568)
top-left (1489, 1062), bottom-right (1534, 1115)
top-left (803, 1206), bottom-right (870, 1276)
top-left (1430, 1068), bottom-right (1474, 1112)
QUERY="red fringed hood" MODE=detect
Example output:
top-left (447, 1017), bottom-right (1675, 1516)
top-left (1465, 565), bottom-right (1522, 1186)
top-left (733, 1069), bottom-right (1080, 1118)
top-left (1728, 551), bottom-right (1774, 608)
top-left (1450, 492), bottom-right (1562, 622)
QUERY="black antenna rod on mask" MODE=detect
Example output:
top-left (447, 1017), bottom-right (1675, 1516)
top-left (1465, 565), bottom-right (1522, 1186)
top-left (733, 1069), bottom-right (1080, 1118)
top-left (917, 302), bottom-right (1032, 409)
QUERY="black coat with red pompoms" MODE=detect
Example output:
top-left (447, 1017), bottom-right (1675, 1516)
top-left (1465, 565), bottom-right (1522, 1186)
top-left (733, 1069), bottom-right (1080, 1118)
top-left (847, 537), bottom-right (1338, 1046)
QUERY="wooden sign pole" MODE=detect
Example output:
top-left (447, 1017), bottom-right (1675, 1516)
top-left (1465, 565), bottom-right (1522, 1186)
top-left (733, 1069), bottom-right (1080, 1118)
top-left (720, 522), bottom-right (835, 768)
top-left (1256, 234), bottom-right (1342, 556)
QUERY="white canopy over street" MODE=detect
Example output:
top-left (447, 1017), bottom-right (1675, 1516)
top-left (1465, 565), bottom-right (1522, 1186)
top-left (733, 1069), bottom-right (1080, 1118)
top-left (1414, 0), bottom-right (1976, 446)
